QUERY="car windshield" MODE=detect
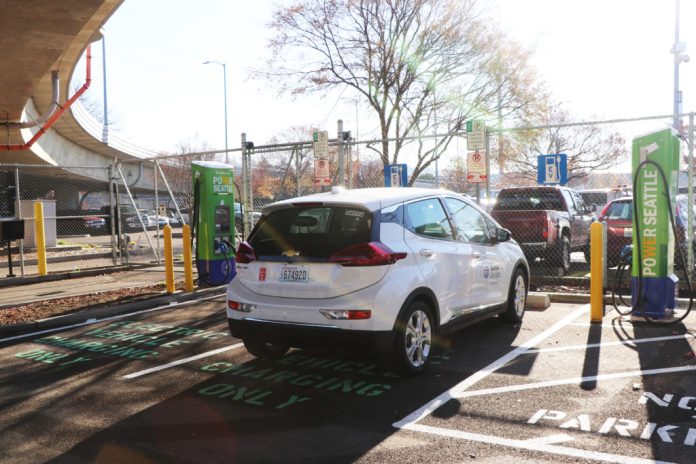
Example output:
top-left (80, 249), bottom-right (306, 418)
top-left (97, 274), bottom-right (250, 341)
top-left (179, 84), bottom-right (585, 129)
top-left (495, 190), bottom-right (564, 211)
top-left (603, 201), bottom-right (632, 221)
top-left (249, 205), bottom-right (372, 259)
top-left (580, 192), bottom-right (607, 206)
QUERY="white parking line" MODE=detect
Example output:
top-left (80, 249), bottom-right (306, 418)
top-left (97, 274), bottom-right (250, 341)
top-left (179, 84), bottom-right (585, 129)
top-left (403, 423), bottom-right (675, 464)
top-left (392, 304), bottom-right (589, 429)
top-left (452, 365), bottom-right (696, 399)
top-left (525, 333), bottom-right (696, 354)
top-left (122, 343), bottom-right (244, 379)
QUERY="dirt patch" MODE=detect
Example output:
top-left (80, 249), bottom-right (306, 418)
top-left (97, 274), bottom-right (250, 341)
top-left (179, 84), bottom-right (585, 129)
top-left (0, 283), bottom-right (184, 325)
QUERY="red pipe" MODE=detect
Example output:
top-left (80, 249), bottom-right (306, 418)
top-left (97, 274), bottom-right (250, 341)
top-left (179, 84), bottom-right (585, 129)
top-left (1, 45), bottom-right (92, 151)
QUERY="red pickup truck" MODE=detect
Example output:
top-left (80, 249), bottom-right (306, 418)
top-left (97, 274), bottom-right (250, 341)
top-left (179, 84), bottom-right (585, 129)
top-left (491, 187), bottom-right (595, 274)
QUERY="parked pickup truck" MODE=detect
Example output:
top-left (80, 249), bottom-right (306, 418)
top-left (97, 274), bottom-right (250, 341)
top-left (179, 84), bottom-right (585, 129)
top-left (491, 186), bottom-right (595, 274)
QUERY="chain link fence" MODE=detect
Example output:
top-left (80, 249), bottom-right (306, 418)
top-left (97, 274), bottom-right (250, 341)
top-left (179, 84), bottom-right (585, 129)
top-left (0, 164), bottom-right (115, 277)
top-left (2, 113), bottom-right (696, 289)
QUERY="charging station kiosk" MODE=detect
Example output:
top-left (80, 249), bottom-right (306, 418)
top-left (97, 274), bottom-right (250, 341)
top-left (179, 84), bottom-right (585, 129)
top-left (191, 161), bottom-right (237, 287)
top-left (631, 128), bottom-right (680, 318)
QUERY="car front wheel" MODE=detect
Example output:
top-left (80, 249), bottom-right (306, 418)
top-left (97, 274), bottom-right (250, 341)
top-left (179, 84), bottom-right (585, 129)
top-left (393, 301), bottom-right (433, 375)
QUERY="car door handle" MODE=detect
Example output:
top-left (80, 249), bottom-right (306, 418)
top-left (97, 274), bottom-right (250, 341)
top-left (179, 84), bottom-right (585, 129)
top-left (419, 249), bottom-right (434, 258)
top-left (472, 252), bottom-right (481, 259)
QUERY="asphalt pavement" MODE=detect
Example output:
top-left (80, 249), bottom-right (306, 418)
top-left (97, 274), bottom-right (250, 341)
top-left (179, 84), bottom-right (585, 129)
top-left (1, 299), bottom-right (694, 463)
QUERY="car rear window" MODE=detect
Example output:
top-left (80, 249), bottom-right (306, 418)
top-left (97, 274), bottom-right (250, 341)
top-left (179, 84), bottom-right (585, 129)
top-left (495, 190), bottom-right (564, 211)
top-left (249, 206), bottom-right (372, 259)
top-left (602, 201), bottom-right (632, 220)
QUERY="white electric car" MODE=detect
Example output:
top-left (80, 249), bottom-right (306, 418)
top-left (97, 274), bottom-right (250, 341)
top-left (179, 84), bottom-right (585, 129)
top-left (226, 187), bottom-right (528, 374)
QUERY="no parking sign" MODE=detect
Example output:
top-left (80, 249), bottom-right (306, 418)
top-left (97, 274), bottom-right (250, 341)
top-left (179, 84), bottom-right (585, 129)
top-left (314, 158), bottom-right (330, 186)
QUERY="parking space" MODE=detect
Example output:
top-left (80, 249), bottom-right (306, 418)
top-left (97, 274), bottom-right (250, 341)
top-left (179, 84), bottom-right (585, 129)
top-left (395, 305), bottom-right (696, 464)
top-left (1, 299), bottom-right (695, 463)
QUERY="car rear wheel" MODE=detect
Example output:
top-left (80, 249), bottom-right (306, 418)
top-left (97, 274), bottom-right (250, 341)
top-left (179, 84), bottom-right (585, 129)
top-left (500, 268), bottom-right (527, 324)
top-left (243, 338), bottom-right (289, 360)
top-left (393, 301), bottom-right (433, 375)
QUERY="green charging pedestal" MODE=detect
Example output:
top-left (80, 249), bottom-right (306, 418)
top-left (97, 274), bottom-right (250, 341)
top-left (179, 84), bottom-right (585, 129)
top-left (631, 128), bottom-right (680, 318)
top-left (192, 161), bottom-right (236, 286)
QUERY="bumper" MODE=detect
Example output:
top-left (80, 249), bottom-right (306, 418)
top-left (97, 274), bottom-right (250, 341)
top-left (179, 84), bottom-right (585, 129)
top-left (520, 242), bottom-right (549, 256)
top-left (227, 318), bottom-right (395, 354)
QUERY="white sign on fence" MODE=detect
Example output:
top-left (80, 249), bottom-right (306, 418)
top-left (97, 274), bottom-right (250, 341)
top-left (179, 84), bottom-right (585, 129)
top-left (466, 120), bottom-right (485, 151)
top-left (313, 130), bottom-right (328, 159)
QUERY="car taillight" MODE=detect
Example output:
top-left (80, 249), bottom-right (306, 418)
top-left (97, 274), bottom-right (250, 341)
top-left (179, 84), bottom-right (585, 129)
top-left (328, 242), bottom-right (407, 266)
top-left (228, 299), bottom-right (256, 312)
top-left (597, 203), bottom-right (611, 221)
top-left (235, 242), bottom-right (257, 264)
top-left (320, 309), bottom-right (372, 320)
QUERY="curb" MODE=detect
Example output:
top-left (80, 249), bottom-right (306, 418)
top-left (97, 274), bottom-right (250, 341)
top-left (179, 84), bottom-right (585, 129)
top-left (527, 292), bottom-right (551, 310)
top-left (0, 286), bottom-right (226, 338)
top-left (547, 292), bottom-right (591, 304)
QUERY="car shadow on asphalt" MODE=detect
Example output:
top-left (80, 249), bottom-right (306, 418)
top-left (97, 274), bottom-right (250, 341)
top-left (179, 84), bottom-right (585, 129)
top-left (42, 318), bottom-right (526, 463)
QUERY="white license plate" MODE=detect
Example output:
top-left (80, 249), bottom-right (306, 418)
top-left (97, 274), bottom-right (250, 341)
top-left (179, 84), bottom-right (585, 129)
top-left (624, 228), bottom-right (632, 237)
top-left (279, 265), bottom-right (309, 283)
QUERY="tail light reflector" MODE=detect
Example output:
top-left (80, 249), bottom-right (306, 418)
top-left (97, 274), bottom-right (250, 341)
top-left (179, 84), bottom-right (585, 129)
top-left (236, 241), bottom-right (257, 264)
top-left (328, 242), bottom-right (406, 266)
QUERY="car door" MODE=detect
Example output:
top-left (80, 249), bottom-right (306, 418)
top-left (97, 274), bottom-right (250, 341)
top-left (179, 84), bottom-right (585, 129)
top-left (402, 197), bottom-right (472, 323)
top-left (444, 197), bottom-right (508, 308)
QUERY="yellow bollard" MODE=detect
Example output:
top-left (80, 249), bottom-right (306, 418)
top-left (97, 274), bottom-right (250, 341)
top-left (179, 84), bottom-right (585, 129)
top-left (590, 221), bottom-right (604, 322)
top-left (34, 201), bottom-right (47, 276)
top-left (164, 224), bottom-right (175, 294)
top-left (182, 224), bottom-right (194, 292)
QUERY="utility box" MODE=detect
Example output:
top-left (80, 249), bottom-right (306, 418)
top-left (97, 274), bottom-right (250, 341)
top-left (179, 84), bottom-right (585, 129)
top-left (0, 218), bottom-right (25, 241)
top-left (19, 200), bottom-right (56, 248)
top-left (191, 161), bottom-right (237, 286)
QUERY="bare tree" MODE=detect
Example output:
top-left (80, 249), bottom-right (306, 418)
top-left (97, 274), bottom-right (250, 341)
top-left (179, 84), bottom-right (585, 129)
top-left (267, 125), bottom-right (316, 197)
top-left (502, 109), bottom-right (628, 185)
top-left (266, 0), bottom-right (546, 184)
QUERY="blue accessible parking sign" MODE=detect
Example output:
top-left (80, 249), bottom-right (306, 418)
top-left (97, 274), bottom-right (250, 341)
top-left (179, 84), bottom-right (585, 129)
top-left (537, 154), bottom-right (568, 185)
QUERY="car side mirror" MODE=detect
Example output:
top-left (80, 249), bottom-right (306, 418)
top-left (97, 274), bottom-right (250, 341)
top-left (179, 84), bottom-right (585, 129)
top-left (496, 228), bottom-right (512, 242)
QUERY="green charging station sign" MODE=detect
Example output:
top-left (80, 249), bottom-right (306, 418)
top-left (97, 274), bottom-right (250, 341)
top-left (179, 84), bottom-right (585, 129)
top-left (632, 129), bottom-right (679, 279)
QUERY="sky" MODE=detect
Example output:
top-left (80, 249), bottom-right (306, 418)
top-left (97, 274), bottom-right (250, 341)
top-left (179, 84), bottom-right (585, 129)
top-left (76, 0), bottom-right (696, 172)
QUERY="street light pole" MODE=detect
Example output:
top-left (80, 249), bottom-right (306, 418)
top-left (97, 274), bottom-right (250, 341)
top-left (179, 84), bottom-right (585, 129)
top-left (672, 0), bottom-right (689, 130)
top-left (203, 60), bottom-right (229, 164)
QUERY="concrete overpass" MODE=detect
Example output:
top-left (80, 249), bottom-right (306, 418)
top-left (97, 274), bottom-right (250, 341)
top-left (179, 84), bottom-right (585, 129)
top-left (0, 0), bottom-right (154, 169)
top-left (0, 0), bottom-right (174, 216)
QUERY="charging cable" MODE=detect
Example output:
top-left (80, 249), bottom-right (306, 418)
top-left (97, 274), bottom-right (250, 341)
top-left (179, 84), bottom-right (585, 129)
top-left (611, 159), bottom-right (693, 325)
